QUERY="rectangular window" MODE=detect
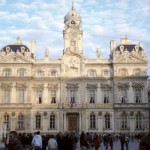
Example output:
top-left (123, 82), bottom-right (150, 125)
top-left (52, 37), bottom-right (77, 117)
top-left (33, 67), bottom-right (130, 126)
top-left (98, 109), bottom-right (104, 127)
top-left (36, 115), bottom-right (41, 129)
top-left (121, 89), bottom-right (127, 103)
top-left (70, 90), bottom-right (76, 102)
top-left (50, 115), bottom-right (55, 129)
top-left (4, 89), bottom-right (11, 103)
top-left (51, 90), bottom-right (56, 103)
top-left (89, 90), bottom-right (95, 103)
top-left (18, 89), bottom-right (25, 103)
top-left (103, 90), bottom-right (109, 103)
top-left (135, 89), bottom-right (141, 103)
top-left (4, 70), bottom-right (11, 77)
top-left (36, 90), bottom-right (42, 104)
top-left (90, 115), bottom-right (96, 129)
top-left (18, 115), bottom-right (24, 129)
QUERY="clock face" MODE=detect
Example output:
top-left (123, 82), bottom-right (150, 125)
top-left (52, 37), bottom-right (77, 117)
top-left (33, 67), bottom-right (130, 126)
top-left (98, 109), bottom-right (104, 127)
top-left (71, 20), bottom-right (75, 24)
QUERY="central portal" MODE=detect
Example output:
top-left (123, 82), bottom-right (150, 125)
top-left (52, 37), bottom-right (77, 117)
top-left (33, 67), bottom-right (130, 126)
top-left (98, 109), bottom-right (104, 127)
top-left (67, 113), bottom-right (79, 132)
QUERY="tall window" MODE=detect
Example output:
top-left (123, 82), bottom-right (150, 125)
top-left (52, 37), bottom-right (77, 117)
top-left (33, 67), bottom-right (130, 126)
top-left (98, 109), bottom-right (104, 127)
top-left (90, 113), bottom-right (96, 129)
top-left (50, 114), bottom-right (55, 129)
top-left (89, 90), bottom-right (95, 103)
top-left (36, 114), bottom-right (41, 129)
top-left (70, 90), bottom-right (76, 104)
top-left (51, 70), bottom-right (57, 77)
top-left (121, 113), bottom-right (127, 129)
top-left (133, 69), bottom-right (140, 76)
top-left (105, 114), bottom-right (111, 129)
top-left (18, 89), bottom-right (25, 103)
top-left (135, 89), bottom-right (142, 103)
top-left (88, 70), bottom-right (96, 77)
top-left (51, 90), bottom-right (56, 103)
top-left (17, 69), bottom-right (26, 77)
top-left (103, 70), bottom-right (109, 76)
top-left (120, 69), bottom-right (127, 76)
top-left (4, 114), bottom-right (10, 129)
top-left (120, 89), bottom-right (127, 103)
top-left (103, 90), bottom-right (109, 103)
top-left (36, 90), bottom-right (42, 104)
top-left (18, 114), bottom-right (24, 129)
top-left (136, 113), bottom-right (143, 129)
top-left (3, 68), bottom-right (11, 77)
top-left (36, 70), bottom-right (44, 77)
top-left (4, 89), bottom-right (11, 103)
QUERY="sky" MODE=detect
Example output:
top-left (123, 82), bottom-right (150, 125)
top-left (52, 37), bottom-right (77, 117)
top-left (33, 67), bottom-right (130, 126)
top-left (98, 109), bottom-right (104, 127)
top-left (0, 0), bottom-right (150, 75)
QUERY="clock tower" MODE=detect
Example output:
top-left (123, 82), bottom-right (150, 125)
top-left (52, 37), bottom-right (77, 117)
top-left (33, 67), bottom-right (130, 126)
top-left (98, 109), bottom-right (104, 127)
top-left (63, 4), bottom-right (83, 55)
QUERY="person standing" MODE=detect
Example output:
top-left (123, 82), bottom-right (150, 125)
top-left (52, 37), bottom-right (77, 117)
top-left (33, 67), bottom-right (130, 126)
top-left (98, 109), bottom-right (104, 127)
top-left (32, 131), bottom-right (42, 150)
top-left (47, 135), bottom-right (58, 150)
top-left (139, 133), bottom-right (150, 150)
top-left (8, 131), bottom-right (23, 150)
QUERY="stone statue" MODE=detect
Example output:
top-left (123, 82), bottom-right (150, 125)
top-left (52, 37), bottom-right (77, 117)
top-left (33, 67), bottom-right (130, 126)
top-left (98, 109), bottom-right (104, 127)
top-left (96, 48), bottom-right (101, 58)
top-left (45, 48), bottom-right (49, 57)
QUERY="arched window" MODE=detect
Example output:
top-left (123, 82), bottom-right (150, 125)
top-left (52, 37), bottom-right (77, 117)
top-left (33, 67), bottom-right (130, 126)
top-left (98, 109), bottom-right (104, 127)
top-left (133, 69), bottom-right (140, 76)
top-left (50, 70), bottom-right (58, 77)
top-left (3, 68), bottom-right (12, 77)
top-left (17, 68), bottom-right (26, 77)
top-left (50, 114), bottom-right (55, 129)
top-left (105, 114), bottom-right (111, 129)
top-left (18, 114), bottom-right (24, 129)
top-left (4, 114), bottom-right (10, 129)
top-left (35, 114), bottom-right (41, 129)
top-left (120, 69), bottom-right (127, 77)
top-left (88, 70), bottom-right (96, 77)
top-left (121, 113), bottom-right (128, 130)
top-left (36, 70), bottom-right (44, 77)
top-left (136, 113), bottom-right (143, 129)
top-left (90, 113), bottom-right (96, 129)
top-left (103, 70), bottom-right (109, 77)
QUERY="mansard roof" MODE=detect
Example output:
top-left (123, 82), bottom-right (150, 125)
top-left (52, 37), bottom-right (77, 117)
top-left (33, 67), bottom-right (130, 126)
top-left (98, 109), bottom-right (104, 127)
top-left (116, 44), bottom-right (143, 52)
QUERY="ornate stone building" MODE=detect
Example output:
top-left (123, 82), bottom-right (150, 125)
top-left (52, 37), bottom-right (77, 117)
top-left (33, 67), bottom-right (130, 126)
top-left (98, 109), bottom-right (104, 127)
top-left (0, 6), bottom-right (149, 138)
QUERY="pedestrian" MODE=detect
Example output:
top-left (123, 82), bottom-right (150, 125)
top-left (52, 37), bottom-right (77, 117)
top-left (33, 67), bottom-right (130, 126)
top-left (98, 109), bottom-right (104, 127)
top-left (31, 131), bottom-right (42, 150)
top-left (47, 135), bottom-right (58, 150)
top-left (125, 135), bottom-right (129, 150)
top-left (139, 133), bottom-right (150, 150)
top-left (93, 134), bottom-right (100, 150)
top-left (7, 131), bottom-right (23, 150)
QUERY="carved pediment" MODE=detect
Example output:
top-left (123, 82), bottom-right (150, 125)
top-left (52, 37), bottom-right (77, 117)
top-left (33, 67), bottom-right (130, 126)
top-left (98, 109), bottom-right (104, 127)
top-left (66, 83), bottom-right (78, 88)
top-left (33, 84), bottom-right (44, 89)
top-left (86, 83), bottom-right (98, 89)
top-left (48, 83), bottom-right (59, 89)
top-left (0, 53), bottom-right (33, 64)
top-left (100, 84), bottom-right (112, 89)
top-left (117, 82), bottom-right (129, 88)
top-left (1, 82), bottom-right (12, 88)
top-left (132, 82), bottom-right (144, 88)
top-left (16, 83), bottom-right (27, 88)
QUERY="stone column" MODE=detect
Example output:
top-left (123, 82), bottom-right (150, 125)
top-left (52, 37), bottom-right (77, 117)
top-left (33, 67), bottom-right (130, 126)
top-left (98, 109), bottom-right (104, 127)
top-left (64, 112), bottom-right (67, 131)
top-left (43, 83), bottom-right (48, 103)
top-left (79, 112), bottom-right (82, 132)
top-left (85, 114), bottom-right (88, 132)
top-left (128, 82), bottom-right (134, 103)
top-left (11, 83), bottom-right (16, 103)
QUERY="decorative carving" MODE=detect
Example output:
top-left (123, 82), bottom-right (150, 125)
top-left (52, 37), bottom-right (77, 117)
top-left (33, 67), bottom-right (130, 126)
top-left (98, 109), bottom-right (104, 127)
top-left (98, 111), bottom-right (102, 116)
top-left (43, 112), bottom-right (47, 116)
top-left (1, 83), bottom-right (12, 88)
top-left (66, 83), bottom-right (78, 88)
top-left (96, 48), bottom-right (101, 58)
top-left (130, 111), bottom-right (134, 116)
top-left (100, 84), bottom-right (112, 89)
top-left (16, 83), bottom-right (27, 88)
top-left (117, 82), bottom-right (129, 88)
top-left (86, 83), bottom-right (98, 89)
top-left (11, 112), bottom-right (15, 117)
top-left (33, 84), bottom-right (44, 89)
top-left (132, 82), bottom-right (144, 88)
top-left (48, 83), bottom-right (58, 89)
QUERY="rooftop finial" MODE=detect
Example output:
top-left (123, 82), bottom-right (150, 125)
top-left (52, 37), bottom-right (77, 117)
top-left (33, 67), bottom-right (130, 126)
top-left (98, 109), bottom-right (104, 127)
top-left (72, 2), bottom-right (74, 10)
top-left (15, 35), bottom-right (22, 45)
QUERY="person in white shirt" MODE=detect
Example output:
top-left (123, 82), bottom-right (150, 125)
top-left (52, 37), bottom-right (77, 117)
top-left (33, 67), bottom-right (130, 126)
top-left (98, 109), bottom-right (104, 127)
top-left (31, 131), bottom-right (42, 150)
top-left (48, 135), bottom-right (58, 150)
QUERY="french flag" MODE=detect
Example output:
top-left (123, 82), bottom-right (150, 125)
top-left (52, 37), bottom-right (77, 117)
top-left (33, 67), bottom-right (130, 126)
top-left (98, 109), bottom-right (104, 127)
top-left (70, 98), bottom-right (75, 108)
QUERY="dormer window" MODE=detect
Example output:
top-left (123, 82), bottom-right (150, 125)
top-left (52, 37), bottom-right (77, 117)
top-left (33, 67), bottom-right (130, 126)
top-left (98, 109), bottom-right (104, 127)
top-left (50, 70), bottom-right (57, 77)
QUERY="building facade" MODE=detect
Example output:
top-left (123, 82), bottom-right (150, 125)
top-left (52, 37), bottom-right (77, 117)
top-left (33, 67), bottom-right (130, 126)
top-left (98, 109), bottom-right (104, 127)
top-left (0, 7), bottom-right (149, 138)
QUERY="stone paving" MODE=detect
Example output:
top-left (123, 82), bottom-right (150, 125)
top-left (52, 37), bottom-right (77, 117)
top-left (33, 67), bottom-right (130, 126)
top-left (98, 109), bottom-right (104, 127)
top-left (75, 140), bottom-right (139, 150)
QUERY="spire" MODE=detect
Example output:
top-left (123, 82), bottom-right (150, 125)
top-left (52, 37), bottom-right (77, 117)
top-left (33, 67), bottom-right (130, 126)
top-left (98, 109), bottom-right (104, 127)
top-left (14, 35), bottom-right (22, 45)
top-left (72, 2), bottom-right (74, 10)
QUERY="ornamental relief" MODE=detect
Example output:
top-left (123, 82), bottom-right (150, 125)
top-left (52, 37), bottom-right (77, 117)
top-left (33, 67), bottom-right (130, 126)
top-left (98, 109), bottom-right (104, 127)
top-left (86, 83), bottom-right (98, 89)
top-left (100, 84), bottom-right (112, 89)
top-left (66, 83), bottom-right (78, 88)
top-left (132, 82), bottom-right (144, 88)
top-left (117, 82), bottom-right (129, 88)
top-left (47, 83), bottom-right (59, 89)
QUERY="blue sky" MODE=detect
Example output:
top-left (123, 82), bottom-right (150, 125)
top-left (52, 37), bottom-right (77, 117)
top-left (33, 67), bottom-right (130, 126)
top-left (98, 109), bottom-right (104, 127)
top-left (0, 0), bottom-right (150, 75)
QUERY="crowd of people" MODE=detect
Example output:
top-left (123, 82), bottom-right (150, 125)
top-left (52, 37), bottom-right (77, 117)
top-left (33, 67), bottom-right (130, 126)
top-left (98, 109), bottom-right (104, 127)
top-left (0, 130), bottom-right (149, 150)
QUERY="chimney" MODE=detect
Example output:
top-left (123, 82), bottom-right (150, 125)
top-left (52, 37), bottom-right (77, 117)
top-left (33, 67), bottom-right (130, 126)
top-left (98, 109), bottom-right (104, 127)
top-left (30, 40), bottom-right (36, 54)
top-left (110, 40), bottom-right (116, 53)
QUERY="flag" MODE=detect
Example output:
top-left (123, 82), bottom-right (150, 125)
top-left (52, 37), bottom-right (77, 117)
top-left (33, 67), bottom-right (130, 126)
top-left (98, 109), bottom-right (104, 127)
top-left (70, 98), bottom-right (75, 108)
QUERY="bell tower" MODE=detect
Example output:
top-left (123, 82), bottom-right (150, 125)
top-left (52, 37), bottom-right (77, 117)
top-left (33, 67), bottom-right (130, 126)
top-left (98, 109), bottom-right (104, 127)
top-left (63, 3), bottom-right (83, 55)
